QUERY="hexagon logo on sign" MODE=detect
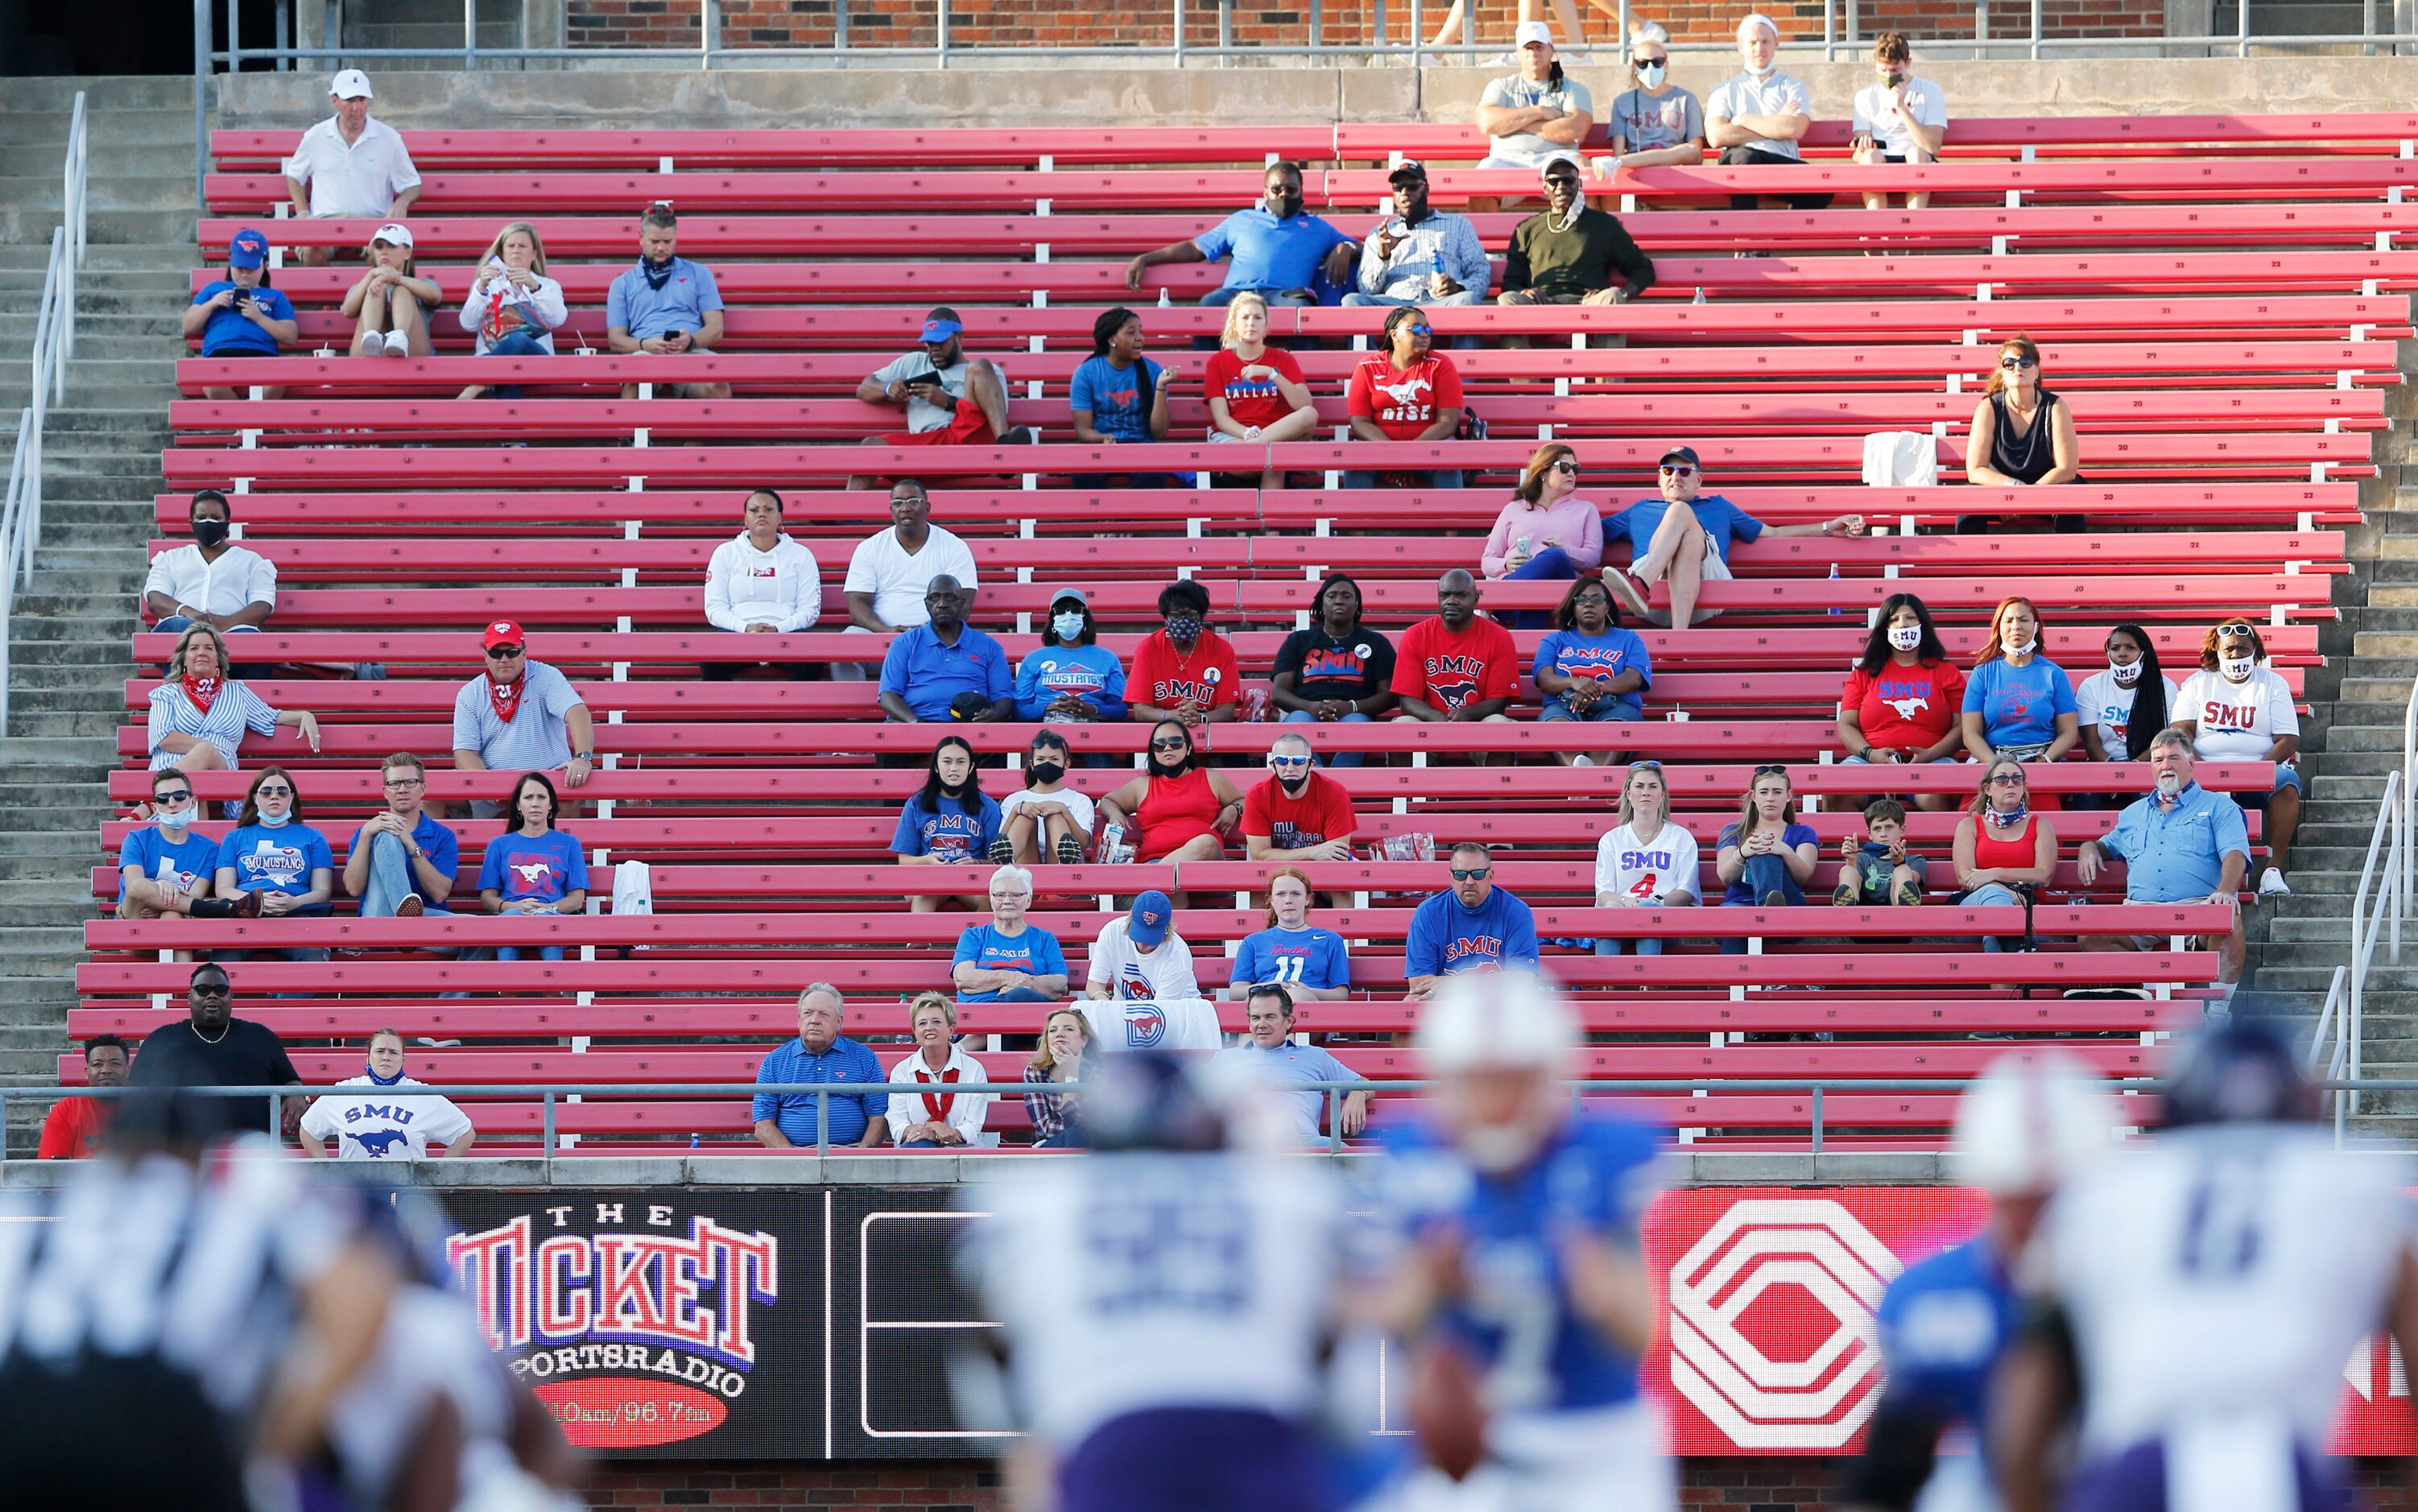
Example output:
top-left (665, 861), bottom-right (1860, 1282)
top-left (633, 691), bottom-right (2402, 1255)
top-left (1664, 1198), bottom-right (1903, 1449)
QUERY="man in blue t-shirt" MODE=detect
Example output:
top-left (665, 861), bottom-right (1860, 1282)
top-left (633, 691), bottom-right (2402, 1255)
top-left (118, 771), bottom-right (224, 921)
top-left (953, 868), bottom-right (1070, 1003)
top-left (1600, 445), bottom-right (1865, 628)
top-left (1122, 161), bottom-right (1358, 310)
top-left (183, 228), bottom-right (300, 399)
top-left (1404, 841), bottom-right (1540, 998)
top-left (878, 576), bottom-right (1013, 723)
top-left (752, 985), bottom-right (889, 1148)
top-left (342, 753), bottom-right (461, 919)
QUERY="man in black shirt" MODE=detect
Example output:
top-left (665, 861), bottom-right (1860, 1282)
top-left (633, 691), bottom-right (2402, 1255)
top-left (127, 962), bottom-right (303, 1134)
top-left (1270, 572), bottom-right (1398, 770)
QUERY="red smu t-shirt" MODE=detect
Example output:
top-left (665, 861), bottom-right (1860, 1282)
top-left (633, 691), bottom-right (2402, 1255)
top-left (1391, 615), bottom-right (1519, 712)
top-left (1205, 347), bottom-right (1308, 432)
top-left (1840, 659), bottom-right (1967, 750)
top-left (1242, 770), bottom-right (1358, 853)
top-left (1130, 627), bottom-right (1241, 711)
top-left (1346, 353), bottom-right (1465, 441)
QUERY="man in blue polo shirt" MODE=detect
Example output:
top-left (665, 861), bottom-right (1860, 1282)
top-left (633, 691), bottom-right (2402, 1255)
top-left (877, 576), bottom-right (1012, 723)
top-left (1211, 983), bottom-right (1373, 1144)
top-left (1600, 445), bottom-right (1865, 629)
top-left (342, 751), bottom-right (460, 919)
top-left (1122, 159), bottom-right (1359, 310)
top-left (605, 203), bottom-right (731, 399)
top-left (752, 985), bottom-right (890, 1148)
top-left (1405, 841), bottom-right (1541, 998)
top-left (2077, 727), bottom-right (2251, 1008)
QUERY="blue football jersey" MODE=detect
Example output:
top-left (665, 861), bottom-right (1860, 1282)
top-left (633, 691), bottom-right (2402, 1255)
top-left (1382, 1112), bottom-right (1664, 1415)
top-left (1870, 1234), bottom-right (2019, 1497)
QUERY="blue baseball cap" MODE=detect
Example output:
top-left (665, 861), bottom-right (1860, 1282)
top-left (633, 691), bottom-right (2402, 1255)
top-left (1127, 890), bottom-right (1174, 948)
top-left (918, 317), bottom-right (964, 343)
top-left (228, 229), bottom-right (269, 270)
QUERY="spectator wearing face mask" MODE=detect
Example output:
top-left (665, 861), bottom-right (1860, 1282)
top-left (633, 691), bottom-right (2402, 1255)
top-left (118, 770), bottom-right (225, 927)
top-left (2075, 622), bottom-right (2176, 767)
top-left (2173, 617), bottom-right (2300, 897)
top-left (1242, 733), bottom-right (1359, 863)
top-left (1961, 596), bottom-right (2078, 768)
top-left (606, 204), bottom-right (730, 399)
top-left (1129, 579), bottom-right (1242, 727)
top-left (1014, 588), bottom-right (1127, 725)
top-left (145, 490), bottom-right (276, 666)
top-left (1597, 23), bottom-right (1707, 181)
top-left (1850, 33), bottom-right (1947, 210)
top-left (1838, 592), bottom-right (1965, 812)
top-left (994, 730), bottom-right (1096, 867)
top-left (1706, 13), bottom-right (1826, 210)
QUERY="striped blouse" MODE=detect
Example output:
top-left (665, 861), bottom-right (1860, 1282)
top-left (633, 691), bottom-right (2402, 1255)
top-left (147, 679), bottom-right (280, 770)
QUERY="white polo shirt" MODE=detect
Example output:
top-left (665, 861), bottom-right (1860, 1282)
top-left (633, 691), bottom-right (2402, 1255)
top-left (144, 543), bottom-right (278, 618)
top-left (281, 115), bottom-right (422, 217)
top-left (842, 524), bottom-right (980, 630)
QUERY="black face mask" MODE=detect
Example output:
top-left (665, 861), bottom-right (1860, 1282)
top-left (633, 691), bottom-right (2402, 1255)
top-left (192, 518), bottom-right (230, 548)
top-left (1279, 770), bottom-right (1311, 794)
top-left (1030, 761), bottom-right (1066, 786)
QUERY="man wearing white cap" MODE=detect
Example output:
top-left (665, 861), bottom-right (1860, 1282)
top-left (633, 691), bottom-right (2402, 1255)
top-left (282, 70), bottom-right (422, 267)
top-left (1475, 22), bottom-right (1595, 186)
top-left (1706, 14), bottom-right (1827, 210)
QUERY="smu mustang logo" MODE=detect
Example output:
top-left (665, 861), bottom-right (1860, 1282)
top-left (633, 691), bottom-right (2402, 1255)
top-left (1421, 652), bottom-right (1490, 710)
top-left (1299, 646), bottom-right (1367, 680)
top-left (353, 1128), bottom-right (412, 1158)
top-left (1121, 1001), bottom-right (1169, 1047)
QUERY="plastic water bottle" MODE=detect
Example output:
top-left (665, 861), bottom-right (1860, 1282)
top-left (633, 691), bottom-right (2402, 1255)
top-left (1827, 562), bottom-right (1842, 615)
top-left (1157, 287), bottom-right (1171, 308)
top-left (1431, 248), bottom-right (1448, 296)
top-left (688, 1133), bottom-right (701, 1150)
top-left (1693, 287), bottom-right (1707, 304)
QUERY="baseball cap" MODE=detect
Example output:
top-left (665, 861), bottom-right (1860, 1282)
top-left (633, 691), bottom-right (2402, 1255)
top-left (1540, 151), bottom-right (1584, 180)
top-left (919, 317), bottom-right (964, 343)
top-left (1514, 19), bottom-right (1554, 47)
top-left (227, 228), bottom-right (269, 270)
top-left (482, 619), bottom-right (525, 651)
top-left (1127, 890), bottom-right (1174, 948)
top-left (1389, 159), bottom-right (1429, 185)
top-left (1048, 586), bottom-right (1089, 609)
top-left (330, 68), bottom-right (374, 100)
top-left (1659, 444), bottom-right (1701, 469)
top-left (370, 222), bottom-right (414, 249)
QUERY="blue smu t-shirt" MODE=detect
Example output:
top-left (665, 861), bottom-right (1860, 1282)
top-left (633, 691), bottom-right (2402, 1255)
top-left (1961, 657), bottom-right (2078, 749)
top-left (1533, 627), bottom-right (1653, 718)
top-left (1405, 886), bottom-right (1540, 980)
top-left (349, 812), bottom-right (461, 909)
top-left (1379, 1112), bottom-right (1664, 1414)
top-left (118, 825), bottom-right (222, 903)
top-left (891, 791), bottom-right (1003, 865)
top-left (191, 281), bottom-right (296, 357)
top-left (952, 923), bottom-right (1069, 1002)
top-left (1230, 925), bottom-right (1352, 991)
top-left (1194, 206), bottom-right (1353, 293)
top-left (1602, 494), bottom-right (1764, 564)
top-left (478, 828), bottom-right (589, 904)
top-left (1715, 821), bottom-right (1820, 904)
top-left (1014, 644), bottom-right (1128, 720)
top-left (217, 822), bottom-right (334, 897)
top-left (1068, 354), bottom-right (1164, 442)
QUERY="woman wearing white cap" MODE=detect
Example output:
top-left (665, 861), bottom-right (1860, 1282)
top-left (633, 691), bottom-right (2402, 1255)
top-left (340, 223), bottom-right (441, 360)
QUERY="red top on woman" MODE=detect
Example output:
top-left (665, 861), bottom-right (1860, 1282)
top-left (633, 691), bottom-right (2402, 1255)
top-left (1970, 811), bottom-right (2040, 873)
top-left (1135, 767), bottom-right (1225, 861)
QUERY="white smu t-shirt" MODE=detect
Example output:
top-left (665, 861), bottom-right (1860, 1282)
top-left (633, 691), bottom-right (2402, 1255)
top-left (1850, 76), bottom-right (1949, 158)
top-left (843, 524), bottom-right (981, 630)
top-left (1085, 918), bottom-right (1204, 1004)
top-left (299, 1075), bottom-right (475, 1159)
top-left (2175, 667), bottom-right (2298, 762)
top-left (2073, 670), bottom-right (2181, 752)
top-left (1594, 820), bottom-right (1703, 903)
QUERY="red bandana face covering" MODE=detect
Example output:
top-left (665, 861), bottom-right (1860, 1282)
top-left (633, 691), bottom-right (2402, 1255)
top-left (487, 671), bottom-right (526, 725)
top-left (183, 675), bottom-right (222, 714)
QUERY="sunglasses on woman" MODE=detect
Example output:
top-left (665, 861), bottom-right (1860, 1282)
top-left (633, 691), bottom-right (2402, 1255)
top-left (1551, 460), bottom-right (1579, 475)
top-left (2214, 622), bottom-right (2255, 638)
top-left (1999, 355), bottom-right (2039, 370)
top-left (1150, 737), bottom-right (1190, 751)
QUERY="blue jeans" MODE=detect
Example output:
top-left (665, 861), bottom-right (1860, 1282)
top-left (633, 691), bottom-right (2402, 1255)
top-left (152, 618), bottom-right (263, 678)
top-left (498, 944), bottom-right (567, 962)
top-left (1341, 469), bottom-right (1465, 491)
top-left (1281, 706), bottom-right (1370, 769)
top-left (1596, 934), bottom-right (1666, 956)
top-left (986, 986), bottom-right (1058, 1002)
top-left (358, 830), bottom-right (453, 921)
top-left (1539, 699), bottom-right (1639, 724)
top-left (480, 328), bottom-right (550, 397)
top-left (1500, 545), bottom-right (1581, 627)
top-left (1719, 857), bottom-right (1804, 954)
top-left (1961, 880), bottom-right (2025, 953)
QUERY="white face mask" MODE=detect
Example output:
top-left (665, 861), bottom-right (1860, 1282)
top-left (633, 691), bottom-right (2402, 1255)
top-left (2221, 654), bottom-right (2256, 680)
top-left (1887, 625), bottom-right (1923, 651)
top-left (2004, 636), bottom-right (2037, 655)
top-left (1052, 612), bottom-right (1087, 641)
top-left (2110, 660), bottom-right (2143, 687)
top-left (255, 808), bottom-right (292, 828)
top-left (1742, 54), bottom-right (1775, 76)
top-left (155, 806), bottom-right (193, 833)
top-left (1636, 61), bottom-right (1668, 87)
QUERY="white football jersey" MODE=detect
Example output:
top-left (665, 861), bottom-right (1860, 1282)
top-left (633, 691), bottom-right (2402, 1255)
top-left (972, 1151), bottom-right (1345, 1448)
top-left (2040, 1124), bottom-right (2416, 1456)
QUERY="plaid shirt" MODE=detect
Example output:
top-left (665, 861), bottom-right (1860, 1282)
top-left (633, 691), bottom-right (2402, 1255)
top-left (1023, 1064), bottom-right (1081, 1142)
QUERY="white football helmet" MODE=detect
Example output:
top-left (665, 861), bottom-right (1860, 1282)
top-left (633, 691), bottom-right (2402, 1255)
top-left (1949, 1051), bottom-right (2118, 1196)
top-left (1416, 972), bottom-right (1578, 1172)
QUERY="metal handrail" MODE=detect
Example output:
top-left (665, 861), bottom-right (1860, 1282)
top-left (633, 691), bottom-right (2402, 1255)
top-left (0, 91), bottom-right (87, 733)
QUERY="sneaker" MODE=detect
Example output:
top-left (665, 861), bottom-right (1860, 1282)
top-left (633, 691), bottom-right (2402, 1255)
top-left (2257, 868), bottom-right (2292, 896)
top-left (381, 330), bottom-right (411, 358)
top-left (395, 894), bottom-right (424, 918)
top-left (1894, 877), bottom-right (1924, 907)
top-left (1603, 569), bottom-right (1654, 622)
top-left (1571, 754), bottom-right (1594, 767)
top-left (1832, 878), bottom-right (1859, 907)
top-left (1056, 834), bottom-right (1086, 866)
top-left (1761, 890), bottom-right (1791, 908)
top-left (986, 837), bottom-right (1015, 865)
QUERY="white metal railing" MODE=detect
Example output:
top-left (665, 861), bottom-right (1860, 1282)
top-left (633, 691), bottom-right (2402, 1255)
top-left (2343, 761), bottom-right (2406, 1124)
top-left (0, 91), bottom-right (87, 733)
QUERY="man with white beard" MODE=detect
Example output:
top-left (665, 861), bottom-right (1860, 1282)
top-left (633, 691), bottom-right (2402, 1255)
top-left (2075, 725), bottom-right (2252, 1015)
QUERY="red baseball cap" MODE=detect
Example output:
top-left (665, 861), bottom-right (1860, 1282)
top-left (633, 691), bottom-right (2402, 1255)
top-left (482, 619), bottom-right (525, 651)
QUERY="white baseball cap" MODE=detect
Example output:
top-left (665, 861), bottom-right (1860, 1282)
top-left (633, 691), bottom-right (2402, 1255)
top-left (331, 68), bottom-right (374, 100)
top-left (1514, 19), bottom-right (1554, 48)
top-left (371, 222), bottom-right (413, 249)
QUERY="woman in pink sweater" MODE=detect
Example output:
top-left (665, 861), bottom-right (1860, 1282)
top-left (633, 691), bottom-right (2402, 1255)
top-left (1483, 441), bottom-right (1606, 627)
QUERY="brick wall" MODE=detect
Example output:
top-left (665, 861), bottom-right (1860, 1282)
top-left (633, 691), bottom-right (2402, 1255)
top-left (594, 1456), bottom-right (2418, 1509)
top-left (565, 0), bottom-right (2160, 54)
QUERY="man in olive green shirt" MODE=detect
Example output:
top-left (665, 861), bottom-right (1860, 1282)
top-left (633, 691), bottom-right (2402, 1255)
top-left (1498, 153), bottom-right (1659, 308)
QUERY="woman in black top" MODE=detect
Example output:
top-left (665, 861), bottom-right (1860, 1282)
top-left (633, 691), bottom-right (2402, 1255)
top-left (1269, 572), bottom-right (1397, 770)
top-left (1960, 335), bottom-right (2082, 533)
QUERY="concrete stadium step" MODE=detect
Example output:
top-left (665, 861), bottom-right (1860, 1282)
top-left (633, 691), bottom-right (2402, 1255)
top-left (0, 176), bottom-right (201, 217)
top-left (0, 244), bottom-right (197, 274)
top-left (0, 109), bottom-right (199, 151)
